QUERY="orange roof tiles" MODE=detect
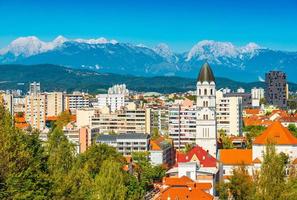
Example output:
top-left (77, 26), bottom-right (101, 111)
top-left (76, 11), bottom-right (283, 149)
top-left (244, 109), bottom-right (261, 115)
top-left (15, 123), bottom-right (30, 129)
top-left (158, 176), bottom-right (213, 200)
top-left (253, 121), bottom-right (297, 145)
top-left (220, 149), bottom-right (253, 165)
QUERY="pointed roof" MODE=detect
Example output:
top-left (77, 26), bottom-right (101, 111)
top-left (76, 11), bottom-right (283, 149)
top-left (253, 121), bottom-right (297, 145)
top-left (176, 145), bottom-right (217, 167)
top-left (197, 62), bottom-right (215, 83)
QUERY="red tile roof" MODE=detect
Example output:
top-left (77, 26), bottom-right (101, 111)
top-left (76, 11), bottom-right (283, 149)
top-left (158, 176), bottom-right (213, 200)
top-left (176, 145), bottom-right (217, 168)
top-left (253, 121), bottom-right (297, 145)
top-left (220, 149), bottom-right (253, 165)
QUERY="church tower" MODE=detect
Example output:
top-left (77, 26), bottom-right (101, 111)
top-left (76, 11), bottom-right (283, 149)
top-left (196, 63), bottom-right (217, 158)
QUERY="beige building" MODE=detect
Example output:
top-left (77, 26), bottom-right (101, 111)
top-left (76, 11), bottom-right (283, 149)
top-left (91, 102), bottom-right (151, 134)
top-left (0, 93), bottom-right (13, 115)
top-left (45, 92), bottom-right (64, 117)
top-left (216, 90), bottom-right (243, 136)
top-left (64, 92), bottom-right (90, 114)
top-left (25, 94), bottom-right (46, 130)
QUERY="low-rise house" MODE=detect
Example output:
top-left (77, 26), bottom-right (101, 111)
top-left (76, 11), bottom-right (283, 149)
top-left (156, 176), bottom-right (214, 200)
top-left (166, 145), bottom-right (218, 195)
top-left (150, 136), bottom-right (174, 167)
top-left (219, 121), bottom-right (297, 182)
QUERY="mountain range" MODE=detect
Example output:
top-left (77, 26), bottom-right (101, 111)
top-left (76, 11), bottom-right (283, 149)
top-left (1, 64), bottom-right (297, 94)
top-left (0, 36), bottom-right (297, 82)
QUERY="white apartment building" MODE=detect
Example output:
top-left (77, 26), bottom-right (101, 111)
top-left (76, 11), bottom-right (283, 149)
top-left (25, 94), bottom-right (46, 130)
top-left (108, 84), bottom-right (129, 95)
top-left (65, 92), bottom-right (89, 114)
top-left (45, 92), bottom-right (64, 117)
top-left (216, 90), bottom-right (243, 136)
top-left (91, 103), bottom-right (151, 134)
top-left (251, 87), bottom-right (265, 107)
top-left (168, 99), bottom-right (196, 150)
top-left (96, 93), bottom-right (126, 112)
top-left (29, 82), bottom-right (41, 95)
top-left (237, 87), bottom-right (245, 93)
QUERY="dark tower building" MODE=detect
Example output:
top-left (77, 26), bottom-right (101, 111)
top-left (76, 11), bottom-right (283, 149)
top-left (265, 71), bottom-right (288, 108)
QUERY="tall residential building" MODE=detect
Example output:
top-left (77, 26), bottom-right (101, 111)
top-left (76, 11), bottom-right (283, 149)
top-left (224, 92), bottom-right (252, 108)
top-left (95, 84), bottom-right (128, 112)
top-left (65, 92), bottom-right (90, 114)
top-left (149, 105), bottom-right (169, 135)
top-left (29, 82), bottom-right (41, 95)
top-left (251, 87), bottom-right (265, 107)
top-left (91, 102), bottom-right (151, 134)
top-left (0, 93), bottom-right (14, 115)
top-left (216, 90), bottom-right (243, 136)
top-left (196, 63), bottom-right (217, 158)
top-left (96, 93), bottom-right (126, 112)
top-left (108, 84), bottom-right (129, 95)
top-left (168, 99), bottom-right (197, 149)
top-left (45, 92), bottom-right (64, 117)
top-left (25, 93), bottom-right (46, 130)
top-left (265, 71), bottom-right (287, 108)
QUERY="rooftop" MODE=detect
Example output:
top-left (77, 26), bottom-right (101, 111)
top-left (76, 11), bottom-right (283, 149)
top-left (253, 121), bottom-right (297, 145)
top-left (197, 62), bottom-right (215, 83)
top-left (219, 149), bottom-right (253, 165)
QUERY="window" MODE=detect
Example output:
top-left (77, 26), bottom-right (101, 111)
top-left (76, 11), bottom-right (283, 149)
top-left (210, 89), bottom-right (213, 95)
top-left (204, 89), bottom-right (207, 95)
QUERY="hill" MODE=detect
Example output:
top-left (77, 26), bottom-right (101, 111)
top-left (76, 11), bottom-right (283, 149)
top-left (0, 64), bottom-right (296, 93)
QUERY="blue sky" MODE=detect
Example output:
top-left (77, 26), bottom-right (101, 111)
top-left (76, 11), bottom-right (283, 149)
top-left (0, 0), bottom-right (297, 52)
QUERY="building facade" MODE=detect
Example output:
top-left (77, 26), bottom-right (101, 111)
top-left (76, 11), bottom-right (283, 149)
top-left (265, 71), bottom-right (288, 108)
top-left (216, 90), bottom-right (243, 136)
top-left (196, 63), bottom-right (217, 158)
top-left (168, 99), bottom-right (196, 150)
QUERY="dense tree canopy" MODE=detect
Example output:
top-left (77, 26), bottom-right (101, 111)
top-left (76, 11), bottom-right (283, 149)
top-left (0, 106), bottom-right (164, 199)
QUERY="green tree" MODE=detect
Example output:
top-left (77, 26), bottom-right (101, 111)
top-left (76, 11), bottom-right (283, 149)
top-left (243, 125), bottom-right (266, 148)
top-left (0, 105), bottom-right (51, 199)
top-left (216, 166), bottom-right (255, 200)
top-left (288, 124), bottom-right (297, 138)
top-left (152, 127), bottom-right (160, 140)
top-left (47, 127), bottom-right (76, 199)
top-left (255, 143), bottom-right (286, 200)
top-left (92, 159), bottom-right (127, 200)
top-left (219, 129), bottom-right (234, 149)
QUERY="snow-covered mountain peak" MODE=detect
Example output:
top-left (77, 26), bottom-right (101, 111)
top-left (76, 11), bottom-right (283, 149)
top-left (53, 35), bottom-right (68, 44)
top-left (74, 37), bottom-right (118, 45)
top-left (186, 40), bottom-right (262, 61)
top-left (154, 43), bottom-right (174, 57)
top-left (0, 36), bottom-right (49, 57)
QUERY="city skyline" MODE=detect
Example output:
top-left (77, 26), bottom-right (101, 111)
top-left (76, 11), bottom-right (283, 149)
top-left (1, 0), bottom-right (297, 52)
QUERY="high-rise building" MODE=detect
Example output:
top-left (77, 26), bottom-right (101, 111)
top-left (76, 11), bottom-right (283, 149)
top-left (29, 82), bottom-right (41, 95)
top-left (65, 92), bottom-right (90, 114)
top-left (216, 90), bottom-right (243, 136)
top-left (265, 71), bottom-right (288, 108)
top-left (251, 87), bottom-right (265, 107)
top-left (91, 102), bottom-right (151, 134)
top-left (96, 93), bottom-right (126, 112)
top-left (45, 92), bottom-right (64, 117)
top-left (196, 63), bottom-right (217, 158)
top-left (168, 99), bottom-right (197, 149)
top-left (25, 93), bottom-right (46, 130)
